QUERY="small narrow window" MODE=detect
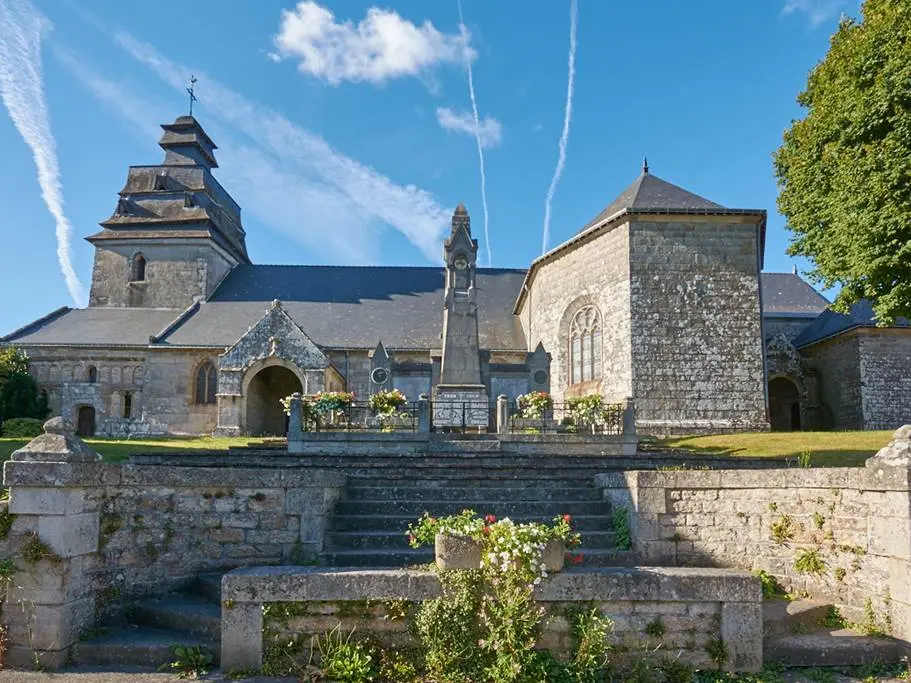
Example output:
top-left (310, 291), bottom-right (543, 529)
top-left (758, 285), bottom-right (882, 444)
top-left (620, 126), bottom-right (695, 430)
top-left (195, 361), bottom-right (217, 404)
top-left (87, 366), bottom-right (98, 383)
top-left (131, 254), bottom-right (146, 282)
top-left (123, 392), bottom-right (133, 419)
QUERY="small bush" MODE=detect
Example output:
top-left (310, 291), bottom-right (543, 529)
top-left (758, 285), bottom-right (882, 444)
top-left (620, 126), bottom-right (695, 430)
top-left (1, 417), bottom-right (43, 438)
top-left (794, 548), bottom-right (827, 576)
top-left (769, 514), bottom-right (795, 545)
top-left (644, 617), bottom-right (665, 638)
top-left (753, 569), bottom-right (783, 599)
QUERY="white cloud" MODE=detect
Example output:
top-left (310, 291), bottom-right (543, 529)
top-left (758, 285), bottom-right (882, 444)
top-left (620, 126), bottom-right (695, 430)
top-left (542, 0), bottom-right (578, 254)
top-left (112, 33), bottom-right (449, 261)
top-left (782, 0), bottom-right (849, 26)
top-left (436, 107), bottom-right (502, 148)
top-left (0, 0), bottom-right (86, 305)
top-left (55, 48), bottom-right (379, 264)
top-left (271, 1), bottom-right (473, 86)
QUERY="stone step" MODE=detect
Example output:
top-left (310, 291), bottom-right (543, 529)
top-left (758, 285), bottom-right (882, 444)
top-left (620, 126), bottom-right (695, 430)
top-left (764, 630), bottom-right (905, 667)
top-left (330, 513), bottom-right (613, 532)
top-left (323, 529), bottom-right (618, 551)
top-left (342, 485), bottom-right (602, 502)
top-left (320, 547), bottom-right (628, 569)
top-left (334, 499), bottom-right (612, 517)
top-left (427, 440), bottom-right (502, 453)
top-left (132, 594), bottom-right (221, 641)
top-left (349, 476), bottom-right (598, 489)
top-left (191, 572), bottom-right (225, 604)
top-left (71, 625), bottom-right (218, 668)
top-left (762, 599), bottom-right (832, 637)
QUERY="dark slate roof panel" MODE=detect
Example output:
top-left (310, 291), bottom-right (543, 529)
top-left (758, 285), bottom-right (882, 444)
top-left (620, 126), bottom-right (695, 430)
top-left (158, 265), bottom-right (529, 351)
top-left (794, 299), bottom-right (911, 348)
top-left (760, 273), bottom-right (830, 315)
top-left (2, 308), bottom-right (183, 346)
top-left (581, 173), bottom-right (725, 232)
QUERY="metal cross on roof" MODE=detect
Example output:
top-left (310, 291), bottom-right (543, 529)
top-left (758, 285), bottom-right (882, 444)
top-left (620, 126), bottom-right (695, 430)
top-left (187, 75), bottom-right (198, 117)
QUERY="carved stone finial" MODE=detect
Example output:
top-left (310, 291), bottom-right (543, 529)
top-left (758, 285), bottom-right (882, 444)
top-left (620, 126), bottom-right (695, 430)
top-left (11, 415), bottom-right (101, 463)
top-left (454, 202), bottom-right (468, 216)
top-left (271, 299), bottom-right (282, 310)
top-left (642, 156), bottom-right (649, 175)
top-left (867, 425), bottom-right (911, 468)
top-left (43, 416), bottom-right (71, 435)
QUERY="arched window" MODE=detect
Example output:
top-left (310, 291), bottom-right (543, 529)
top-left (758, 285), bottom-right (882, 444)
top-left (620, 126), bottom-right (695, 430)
top-left (569, 306), bottom-right (602, 385)
top-left (195, 361), bottom-right (217, 404)
top-left (131, 253), bottom-right (146, 282)
top-left (87, 366), bottom-right (98, 383)
top-left (123, 392), bottom-right (133, 419)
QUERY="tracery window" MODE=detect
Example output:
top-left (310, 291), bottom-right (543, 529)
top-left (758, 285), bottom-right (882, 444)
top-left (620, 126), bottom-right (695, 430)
top-left (195, 361), bottom-right (217, 405)
top-left (569, 306), bottom-right (602, 385)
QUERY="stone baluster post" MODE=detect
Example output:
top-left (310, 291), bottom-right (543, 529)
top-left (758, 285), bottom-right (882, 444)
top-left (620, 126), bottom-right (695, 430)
top-left (2, 418), bottom-right (108, 669)
top-left (417, 394), bottom-right (431, 433)
top-left (287, 392), bottom-right (303, 444)
top-left (496, 395), bottom-right (509, 436)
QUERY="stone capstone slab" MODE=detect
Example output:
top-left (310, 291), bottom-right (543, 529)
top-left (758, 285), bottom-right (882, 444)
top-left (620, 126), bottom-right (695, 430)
top-left (867, 425), bottom-right (911, 468)
top-left (11, 417), bottom-right (101, 464)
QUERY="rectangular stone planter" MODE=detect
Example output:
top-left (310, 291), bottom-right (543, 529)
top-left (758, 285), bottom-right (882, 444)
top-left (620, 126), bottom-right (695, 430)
top-left (435, 533), bottom-right (482, 570)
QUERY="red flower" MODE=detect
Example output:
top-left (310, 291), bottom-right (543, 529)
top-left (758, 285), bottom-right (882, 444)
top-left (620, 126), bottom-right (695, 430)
top-left (483, 526), bottom-right (491, 535)
top-left (571, 553), bottom-right (584, 564)
top-left (485, 514), bottom-right (497, 524)
top-left (408, 534), bottom-right (415, 543)
top-left (562, 514), bottom-right (572, 523)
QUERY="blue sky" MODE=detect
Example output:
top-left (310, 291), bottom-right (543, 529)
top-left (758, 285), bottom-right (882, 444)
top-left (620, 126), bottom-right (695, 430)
top-left (0, 0), bottom-right (857, 334)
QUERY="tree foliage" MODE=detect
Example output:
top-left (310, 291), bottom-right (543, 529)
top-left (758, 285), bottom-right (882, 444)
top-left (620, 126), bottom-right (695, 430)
top-left (774, 0), bottom-right (911, 323)
top-left (0, 347), bottom-right (47, 425)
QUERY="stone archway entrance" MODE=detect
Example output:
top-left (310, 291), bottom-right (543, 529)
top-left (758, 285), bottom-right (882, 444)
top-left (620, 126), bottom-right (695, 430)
top-left (769, 377), bottom-right (801, 432)
top-left (76, 406), bottom-right (96, 437)
top-left (245, 365), bottom-right (303, 436)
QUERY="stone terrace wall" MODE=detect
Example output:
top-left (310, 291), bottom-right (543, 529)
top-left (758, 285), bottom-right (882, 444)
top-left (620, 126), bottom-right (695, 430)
top-left (599, 465), bottom-right (911, 642)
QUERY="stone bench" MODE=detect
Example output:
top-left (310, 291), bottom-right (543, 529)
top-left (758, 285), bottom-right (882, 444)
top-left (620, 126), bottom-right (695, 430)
top-left (220, 566), bottom-right (762, 672)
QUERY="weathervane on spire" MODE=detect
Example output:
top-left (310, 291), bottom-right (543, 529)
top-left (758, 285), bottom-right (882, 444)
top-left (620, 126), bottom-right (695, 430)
top-left (642, 156), bottom-right (649, 175)
top-left (187, 75), bottom-right (198, 117)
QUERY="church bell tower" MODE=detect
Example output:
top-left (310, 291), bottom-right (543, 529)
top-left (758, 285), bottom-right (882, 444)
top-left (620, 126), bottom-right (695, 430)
top-left (433, 204), bottom-right (489, 428)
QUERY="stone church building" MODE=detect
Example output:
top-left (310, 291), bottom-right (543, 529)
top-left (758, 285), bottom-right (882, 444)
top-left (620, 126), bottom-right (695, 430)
top-left (2, 116), bottom-right (909, 436)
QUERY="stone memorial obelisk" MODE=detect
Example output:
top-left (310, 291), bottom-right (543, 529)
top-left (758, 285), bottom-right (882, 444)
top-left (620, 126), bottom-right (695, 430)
top-left (432, 203), bottom-right (489, 429)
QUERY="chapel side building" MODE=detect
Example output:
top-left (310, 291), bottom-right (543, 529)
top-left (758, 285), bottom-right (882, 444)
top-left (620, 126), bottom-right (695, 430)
top-left (3, 116), bottom-right (908, 436)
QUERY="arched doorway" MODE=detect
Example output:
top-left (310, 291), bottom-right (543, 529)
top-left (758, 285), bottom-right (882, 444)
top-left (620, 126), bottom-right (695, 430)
top-left (769, 377), bottom-right (801, 432)
top-left (245, 365), bottom-right (303, 435)
top-left (76, 406), bottom-right (96, 437)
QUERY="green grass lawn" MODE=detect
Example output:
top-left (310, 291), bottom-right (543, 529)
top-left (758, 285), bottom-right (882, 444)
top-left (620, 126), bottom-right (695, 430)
top-left (0, 436), bottom-right (272, 464)
top-left (652, 431), bottom-right (893, 467)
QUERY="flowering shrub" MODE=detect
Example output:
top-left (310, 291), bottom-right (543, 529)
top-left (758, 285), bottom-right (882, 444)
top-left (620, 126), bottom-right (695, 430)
top-left (516, 391), bottom-right (553, 419)
top-left (369, 389), bottom-right (407, 416)
top-left (278, 395), bottom-right (319, 428)
top-left (567, 394), bottom-right (603, 424)
top-left (312, 391), bottom-right (355, 413)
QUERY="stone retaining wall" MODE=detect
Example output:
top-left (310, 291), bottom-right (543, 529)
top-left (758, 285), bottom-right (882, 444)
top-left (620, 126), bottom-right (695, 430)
top-left (221, 566), bottom-right (763, 672)
top-left (599, 463), bottom-right (911, 642)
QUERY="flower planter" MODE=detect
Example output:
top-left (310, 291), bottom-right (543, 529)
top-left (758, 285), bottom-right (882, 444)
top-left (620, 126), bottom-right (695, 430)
top-left (435, 533), bottom-right (482, 571)
top-left (541, 538), bottom-right (566, 572)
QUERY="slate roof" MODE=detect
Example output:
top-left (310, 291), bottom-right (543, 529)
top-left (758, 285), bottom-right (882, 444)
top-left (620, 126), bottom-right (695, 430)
top-left (760, 273), bottom-right (830, 316)
top-left (156, 265), bottom-right (529, 351)
top-left (580, 172), bottom-right (725, 232)
top-left (794, 299), bottom-right (911, 348)
top-left (1, 307), bottom-right (183, 346)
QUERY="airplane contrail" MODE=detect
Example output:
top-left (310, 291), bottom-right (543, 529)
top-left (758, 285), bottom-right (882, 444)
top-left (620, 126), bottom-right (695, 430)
top-left (0, 0), bottom-right (86, 304)
top-left (457, 0), bottom-right (492, 267)
top-left (542, 0), bottom-right (578, 255)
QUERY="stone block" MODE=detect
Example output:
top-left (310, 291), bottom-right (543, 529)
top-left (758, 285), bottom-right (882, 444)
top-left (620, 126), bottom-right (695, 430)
top-left (221, 601), bottom-right (264, 671)
top-left (38, 512), bottom-right (99, 558)
top-left (721, 602), bottom-right (763, 671)
top-left (9, 488), bottom-right (97, 516)
top-left (4, 645), bottom-right (70, 670)
top-left (4, 596), bottom-right (95, 652)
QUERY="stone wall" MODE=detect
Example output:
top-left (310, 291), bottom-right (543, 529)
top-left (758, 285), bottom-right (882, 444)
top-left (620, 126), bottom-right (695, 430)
top-left (222, 566), bottom-right (762, 672)
top-left (89, 242), bottom-right (236, 309)
top-left (858, 330), bottom-right (911, 430)
top-left (141, 349), bottom-right (221, 435)
top-left (801, 333), bottom-right (863, 429)
top-left (628, 217), bottom-right (767, 434)
top-left (0, 432), bottom-right (344, 667)
top-left (519, 223), bottom-right (632, 405)
top-left (600, 464), bottom-right (911, 641)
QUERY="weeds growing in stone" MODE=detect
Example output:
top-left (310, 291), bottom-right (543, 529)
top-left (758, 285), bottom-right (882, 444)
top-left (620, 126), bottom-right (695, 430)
top-left (794, 548), bottom-right (827, 576)
top-left (158, 644), bottom-right (213, 679)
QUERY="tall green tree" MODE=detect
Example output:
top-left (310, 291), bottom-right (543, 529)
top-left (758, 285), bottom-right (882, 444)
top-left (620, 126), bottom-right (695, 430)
top-left (0, 347), bottom-right (47, 424)
top-left (774, 0), bottom-right (911, 323)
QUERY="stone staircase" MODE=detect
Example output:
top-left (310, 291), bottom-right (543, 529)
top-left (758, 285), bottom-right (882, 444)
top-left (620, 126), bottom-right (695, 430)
top-left (72, 574), bottom-right (223, 669)
top-left (320, 472), bottom-right (619, 568)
